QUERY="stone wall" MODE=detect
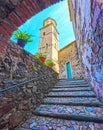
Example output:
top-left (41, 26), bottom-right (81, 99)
top-left (70, 0), bottom-right (103, 103)
top-left (0, 42), bottom-right (58, 130)
top-left (58, 41), bottom-right (83, 79)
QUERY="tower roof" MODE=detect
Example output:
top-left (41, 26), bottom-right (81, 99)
top-left (43, 17), bottom-right (57, 27)
top-left (40, 17), bottom-right (59, 34)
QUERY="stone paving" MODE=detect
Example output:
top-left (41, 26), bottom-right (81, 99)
top-left (52, 87), bottom-right (92, 91)
top-left (16, 79), bottom-right (103, 130)
top-left (43, 97), bottom-right (101, 106)
top-left (35, 105), bottom-right (103, 117)
top-left (48, 91), bottom-right (95, 97)
top-left (16, 116), bottom-right (103, 130)
top-left (56, 84), bottom-right (89, 87)
top-left (55, 84), bottom-right (89, 88)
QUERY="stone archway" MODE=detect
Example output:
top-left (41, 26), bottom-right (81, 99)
top-left (0, 0), bottom-right (63, 42)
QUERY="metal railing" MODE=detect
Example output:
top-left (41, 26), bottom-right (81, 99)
top-left (0, 74), bottom-right (53, 94)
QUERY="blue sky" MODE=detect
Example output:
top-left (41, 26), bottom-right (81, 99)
top-left (11, 0), bottom-right (75, 55)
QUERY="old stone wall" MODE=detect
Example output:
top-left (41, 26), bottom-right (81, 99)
top-left (70, 0), bottom-right (103, 103)
top-left (58, 41), bottom-right (83, 79)
top-left (0, 42), bottom-right (58, 130)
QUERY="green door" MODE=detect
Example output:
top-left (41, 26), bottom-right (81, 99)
top-left (66, 62), bottom-right (73, 79)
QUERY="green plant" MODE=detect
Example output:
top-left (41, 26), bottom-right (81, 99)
top-left (34, 53), bottom-right (46, 63)
top-left (13, 30), bottom-right (33, 42)
top-left (45, 60), bottom-right (55, 66)
top-left (34, 53), bottom-right (46, 58)
top-left (32, 65), bottom-right (37, 71)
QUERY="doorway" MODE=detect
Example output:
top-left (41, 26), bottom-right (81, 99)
top-left (66, 62), bottom-right (73, 79)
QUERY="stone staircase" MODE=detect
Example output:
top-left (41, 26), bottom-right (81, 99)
top-left (16, 79), bottom-right (103, 130)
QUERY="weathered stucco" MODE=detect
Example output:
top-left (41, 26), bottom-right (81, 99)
top-left (0, 42), bottom-right (58, 129)
top-left (58, 41), bottom-right (83, 79)
top-left (70, 0), bottom-right (103, 103)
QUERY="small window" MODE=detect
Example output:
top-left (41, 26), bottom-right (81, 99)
top-left (43, 32), bottom-right (45, 36)
top-left (46, 43), bottom-right (48, 50)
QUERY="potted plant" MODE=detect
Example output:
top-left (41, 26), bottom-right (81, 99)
top-left (12, 30), bottom-right (33, 48)
top-left (34, 53), bottom-right (46, 63)
top-left (45, 60), bottom-right (55, 68)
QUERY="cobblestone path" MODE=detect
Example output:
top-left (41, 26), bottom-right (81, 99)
top-left (16, 79), bottom-right (103, 130)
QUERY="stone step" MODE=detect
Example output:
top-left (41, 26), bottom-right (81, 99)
top-left (47, 91), bottom-right (96, 97)
top-left (35, 104), bottom-right (103, 118)
top-left (58, 82), bottom-right (87, 85)
top-left (55, 84), bottom-right (89, 88)
top-left (58, 80), bottom-right (87, 83)
top-left (51, 87), bottom-right (92, 92)
top-left (58, 80), bottom-right (87, 82)
top-left (16, 116), bottom-right (103, 130)
top-left (59, 79), bottom-right (86, 82)
top-left (56, 86), bottom-right (89, 89)
top-left (34, 112), bottom-right (103, 123)
top-left (35, 105), bottom-right (103, 123)
top-left (59, 82), bottom-right (87, 83)
top-left (43, 97), bottom-right (102, 107)
top-left (56, 83), bottom-right (89, 86)
top-left (57, 81), bottom-right (89, 85)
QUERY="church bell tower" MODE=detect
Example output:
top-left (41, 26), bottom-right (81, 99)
top-left (39, 18), bottom-right (59, 73)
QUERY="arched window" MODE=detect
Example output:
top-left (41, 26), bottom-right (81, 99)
top-left (46, 43), bottom-right (48, 50)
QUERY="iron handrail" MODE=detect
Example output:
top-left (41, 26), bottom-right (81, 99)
top-left (0, 74), bottom-right (53, 94)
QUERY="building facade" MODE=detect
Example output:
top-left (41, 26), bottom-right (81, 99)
top-left (39, 18), bottom-right (82, 79)
top-left (58, 41), bottom-right (83, 79)
top-left (39, 18), bottom-right (59, 73)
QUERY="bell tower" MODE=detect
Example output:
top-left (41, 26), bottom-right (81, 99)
top-left (39, 18), bottom-right (59, 73)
